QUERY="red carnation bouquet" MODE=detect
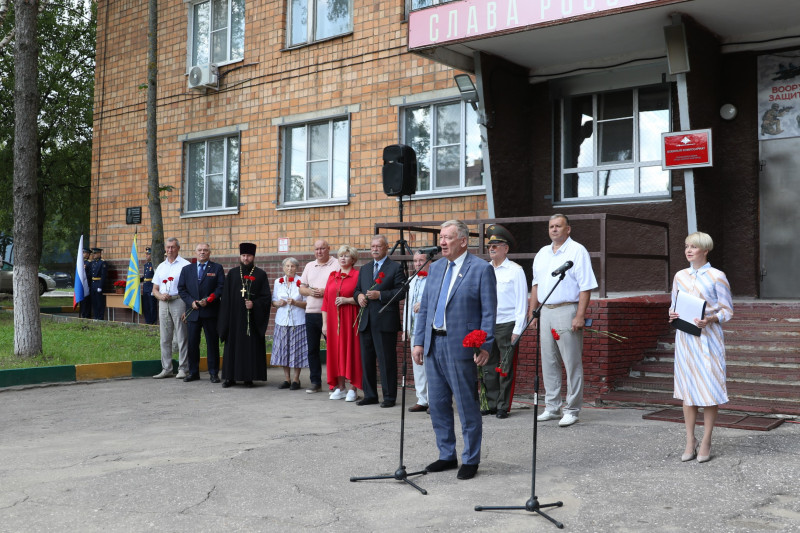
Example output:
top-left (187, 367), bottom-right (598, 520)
top-left (417, 271), bottom-right (428, 278)
top-left (355, 271), bottom-right (385, 331)
top-left (113, 280), bottom-right (126, 288)
top-left (463, 329), bottom-right (490, 412)
top-left (182, 292), bottom-right (216, 323)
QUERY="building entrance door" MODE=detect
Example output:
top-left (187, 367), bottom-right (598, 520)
top-left (759, 137), bottom-right (800, 298)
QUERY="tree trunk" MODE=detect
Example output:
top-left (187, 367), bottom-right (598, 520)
top-left (147, 0), bottom-right (165, 262)
top-left (13, 0), bottom-right (42, 356)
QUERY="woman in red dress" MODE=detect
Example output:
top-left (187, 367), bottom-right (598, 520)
top-left (322, 245), bottom-right (362, 402)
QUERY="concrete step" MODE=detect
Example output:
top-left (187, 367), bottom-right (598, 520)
top-left (630, 361), bottom-right (800, 384)
top-left (612, 375), bottom-right (800, 403)
top-left (598, 390), bottom-right (800, 417)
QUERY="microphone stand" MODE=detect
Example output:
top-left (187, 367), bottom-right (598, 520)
top-left (349, 250), bottom-right (437, 495)
top-left (475, 270), bottom-right (568, 529)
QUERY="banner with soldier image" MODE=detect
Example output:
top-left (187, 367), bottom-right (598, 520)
top-left (758, 52), bottom-right (800, 140)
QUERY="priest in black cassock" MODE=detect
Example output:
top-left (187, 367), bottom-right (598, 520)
top-left (218, 242), bottom-right (271, 388)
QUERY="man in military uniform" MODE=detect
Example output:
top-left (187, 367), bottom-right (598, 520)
top-left (80, 247), bottom-right (92, 319)
top-left (140, 247), bottom-right (157, 324)
top-left (484, 224), bottom-right (528, 419)
top-left (90, 247), bottom-right (108, 320)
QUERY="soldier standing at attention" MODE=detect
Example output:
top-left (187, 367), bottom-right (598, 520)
top-left (90, 248), bottom-right (108, 320)
top-left (141, 247), bottom-right (157, 324)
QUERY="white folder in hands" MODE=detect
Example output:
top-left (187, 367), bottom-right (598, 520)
top-left (672, 290), bottom-right (707, 337)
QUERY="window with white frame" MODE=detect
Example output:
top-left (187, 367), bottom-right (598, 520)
top-left (281, 118), bottom-right (350, 206)
top-left (287, 0), bottom-right (352, 47)
top-left (402, 100), bottom-right (484, 194)
top-left (189, 0), bottom-right (245, 67)
top-left (185, 135), bottom-right (240, 213)
top-left (557, 84), bottom-right (671, 202)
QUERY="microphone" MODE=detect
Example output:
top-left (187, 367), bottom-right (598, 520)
top-left (551, 260), bottom-right (574, 277)
top-left (418, 245), bottom-right (442, 256)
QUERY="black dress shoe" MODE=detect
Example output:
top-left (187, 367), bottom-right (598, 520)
top-left (380, 400), bottom-right (396, 408)
top-left (481, 408), bottom-right (497, 416)
top-left (244, 381), bottom-right (254, 388)
top-left (356, 398), bottom-right (379, 406)
top-left (222, 380), bottom-right (235, 388)
top-left (183, 373), bottom-right (200, 382)
top-left (425, 459), bottom-right (458, 472)
top-left (290, 381), bottom-right (301, 390)
top-left (279, 381), bottom-right (290, 389)
top-left (496, 409), bottom-right (509, 419)
top-left (457, 464), bottom-right (479, 480)
top-left (209, 374), bottom-right (221, 384)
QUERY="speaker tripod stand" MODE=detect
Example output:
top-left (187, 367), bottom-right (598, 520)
top-left (349, 243), bottom-right (438, 495)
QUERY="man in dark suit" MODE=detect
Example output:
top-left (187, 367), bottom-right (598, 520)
top-left (178, 243), bottom-right (225, 383)
top-left (412, 220), bottom-right (497, 480)
top-left (354, 234), bottom-right (406, 407)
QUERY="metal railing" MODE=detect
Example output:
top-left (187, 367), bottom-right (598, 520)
top-left (375, 213), bottom-right (670, 299)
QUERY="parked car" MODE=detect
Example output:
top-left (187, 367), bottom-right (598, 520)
top-left (0, 261), bottom-right (57, 296)
top-left (43, 270), bottom-right (73, 289)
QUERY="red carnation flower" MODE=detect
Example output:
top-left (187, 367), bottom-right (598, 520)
top-left (168, 277), bottom-right (174, 281)
top-left (162, 279), bottom-right (167, 284)
top-left (207, 293), bottom-right (216, 303)
top-left (551, 328), bottom-right (560, 341)
top-left (279, 278), bottom-right (284, 283)
top-left (417, 271), bottom-right (428, 278)
top-left (288, 277), bottom-right (294, 283)
top-left (375, 278), bottom-right (382, 284)
top-left (296, 279), bottom-right (302, 287)
top-left (462, 329), bottom-right (488, 350)
top-left (378, 272), bottom-right (385, 279)
top-left (495, 366), bottom-right (503, 373)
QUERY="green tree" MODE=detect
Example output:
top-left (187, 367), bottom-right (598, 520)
top-left (0, 0), bottom-right (95, 263)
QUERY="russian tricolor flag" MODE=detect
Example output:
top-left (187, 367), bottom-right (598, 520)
top-left (73, 235), bottom-right (90, 310)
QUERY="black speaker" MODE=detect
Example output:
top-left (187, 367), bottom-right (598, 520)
top-left (382, 144), bottom-right (417, 197)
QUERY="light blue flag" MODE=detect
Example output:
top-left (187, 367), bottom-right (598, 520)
top-left (123, 234), bottom-right (141, 313)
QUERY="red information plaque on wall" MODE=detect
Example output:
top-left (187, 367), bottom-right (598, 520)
top-left (661, 129), bottom-right (713, 170)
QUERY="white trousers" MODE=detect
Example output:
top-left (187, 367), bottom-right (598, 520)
top-left (159, 298), bottom-right (188, 373)
top-left (410, 334), bottom-right (428, 405)
top-left (539, 303), bottom-right (584, 415)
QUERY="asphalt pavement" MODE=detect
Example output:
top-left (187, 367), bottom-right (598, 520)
top-left (1, 369), bottom-right (798, 532)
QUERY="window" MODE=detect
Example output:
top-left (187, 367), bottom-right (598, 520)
top-left (281, 118), bottom-right (350, 206)
top-left (185, 135), bottom-right (240, 214)
top-left (402, 100), bottom-right (484, 194)
top-left (287, 0), bottom-right (352, 47)
top-left (189, 0), bottom-right (245, 67)
top-left (557, 85), bottom-right (671, 202)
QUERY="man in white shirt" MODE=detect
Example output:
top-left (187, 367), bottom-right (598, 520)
top-left (484, 225), bottom-right (528, 419)
top-left (299, 239), bottom-right (338, 393)
top-left (152, 237), bottom-right (191, 379)
top-left (404, 250), bottom-right (431, 413)
top-left (528, 214), bottom-right (597, 427)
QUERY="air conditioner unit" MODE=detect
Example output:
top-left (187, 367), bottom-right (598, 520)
top-left (188, 64), bottom-right (218, 90)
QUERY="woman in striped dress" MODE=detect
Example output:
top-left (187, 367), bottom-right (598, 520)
top-left (271, 257), bottom-right (308, 390)
top-left (669, 232), bottom-right (733, 463)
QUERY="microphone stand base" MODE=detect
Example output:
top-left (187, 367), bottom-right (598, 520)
top-left (475, 496), bottom-right (564, 528)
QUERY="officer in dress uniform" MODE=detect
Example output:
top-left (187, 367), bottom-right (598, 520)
top-left (140, 247), bottom-right (157, 324)
top-left (90, 247), bottom-right (108, 320)
top-left (80, 247), bottom-right (92, 319)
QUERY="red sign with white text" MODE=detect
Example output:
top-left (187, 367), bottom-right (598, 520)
top-left (661, 129), bottom-right (713, 170)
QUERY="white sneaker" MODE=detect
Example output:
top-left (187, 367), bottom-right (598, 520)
top-left (175, 370), bottom-right (187, 379)
top-left (153, 369), bottom-right (173, 379)
top-left (537, 410), bottom-right (561, 422)
top-left (345, 389), bottom-right (357, 402)
top-left (329, 388), bottom-right (346, 400)
top-left (558, 413), bottom-right (579, 427)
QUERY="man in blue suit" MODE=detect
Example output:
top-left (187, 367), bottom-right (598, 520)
top-left (413, 220), bottom-right (497, 480)
top-left (178, 243), bottom-right (225, 383)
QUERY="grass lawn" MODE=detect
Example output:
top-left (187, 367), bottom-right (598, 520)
top-left (0, 313), bottom-right (166, 370)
